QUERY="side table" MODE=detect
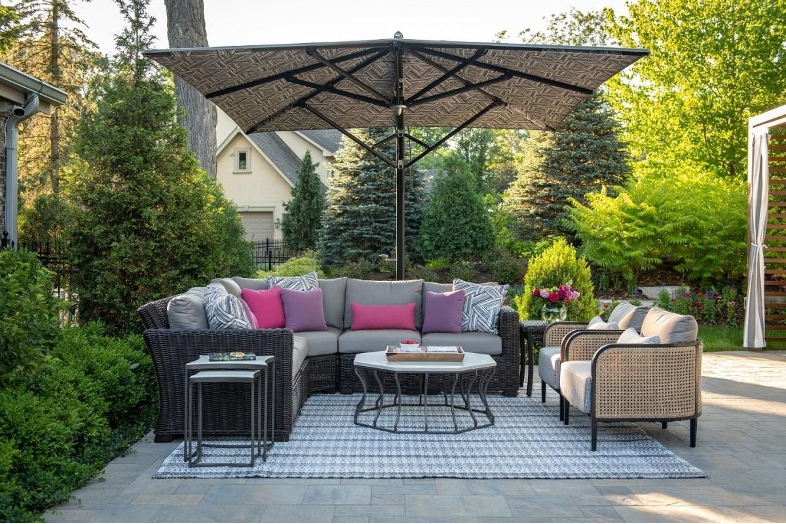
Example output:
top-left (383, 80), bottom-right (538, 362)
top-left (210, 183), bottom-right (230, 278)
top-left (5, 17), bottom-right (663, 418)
top-left (519, 320), bottom-right (547, 397)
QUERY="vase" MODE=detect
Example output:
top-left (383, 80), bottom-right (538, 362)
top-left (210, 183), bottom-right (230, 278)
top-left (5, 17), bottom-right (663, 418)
top-left (541, 303), bottom-right (567, 323)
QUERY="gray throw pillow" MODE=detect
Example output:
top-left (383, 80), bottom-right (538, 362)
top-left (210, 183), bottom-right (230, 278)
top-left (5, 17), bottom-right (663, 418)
top-left (588, 318), bottom-right (619, 330)
top-left (204, 286), bottom-right (253, 330)
top-left (453, 278), bottom-right (509, 334)
top-left (167, 287), bottom-right (208, 329)
top-left (267, 271), bottom-right (319, 291)
top-left (617, 327), bottom-right (660, 344)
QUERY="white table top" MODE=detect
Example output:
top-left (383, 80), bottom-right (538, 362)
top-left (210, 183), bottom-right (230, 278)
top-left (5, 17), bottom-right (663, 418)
top-left (353, 351), bottom-right (496, 373)
top-left (186, 355), bottom-right (274, 370)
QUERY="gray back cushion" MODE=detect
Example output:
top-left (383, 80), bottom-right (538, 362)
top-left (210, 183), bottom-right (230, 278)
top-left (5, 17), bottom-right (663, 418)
top-left (608, 301), bottom-right (635, 324)
top-left (424, 282), bottom-right (452, 294)
top-left (319, 278), bottom-right (347, 329)
top-left (209, 277), bottom-right (242, 298)
top-left (232, 276), bottom-right (269, 291)
top-left (617, 305), bottom-right (650, 331)
top-left (167, 287), bottom-right (208, 329)
top-left (344, 279), bottom-right (424, 329)
top-left (641, 307), bottom-right (698, 344)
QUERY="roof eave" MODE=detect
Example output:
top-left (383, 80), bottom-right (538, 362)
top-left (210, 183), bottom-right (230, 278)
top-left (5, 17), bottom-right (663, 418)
top-left (0, 61), bottom-right (67, 106)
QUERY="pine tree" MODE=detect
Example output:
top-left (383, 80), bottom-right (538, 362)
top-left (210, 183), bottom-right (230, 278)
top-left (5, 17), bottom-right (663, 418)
top-left (282, 150), bottom-right (325, 253)
top-left (504, 93), bottom-right (630, 239)
top-left (318, 128), bottom-right (425, 267)
top-left (417, 154), bottom-right (494, 261)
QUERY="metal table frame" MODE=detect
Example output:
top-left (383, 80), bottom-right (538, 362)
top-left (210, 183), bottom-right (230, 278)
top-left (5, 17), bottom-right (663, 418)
top-left (519, 320), bottom-right (547, 397)
top-left (184, 356), bottom-right (275, 468)
top-left (353, 366), bottom-right (496, 434)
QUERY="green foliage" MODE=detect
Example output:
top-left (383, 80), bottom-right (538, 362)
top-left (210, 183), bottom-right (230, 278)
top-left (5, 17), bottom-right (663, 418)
top-left (18, 193), bottom-right (74, 246)
top-left (65, 7), bottom-right (253, 333)
top-left (0, 324), bottom-right (156, 521)
top-left (565, 167), bottom-right (746, 283)
top-left (405, 263), bottom-right (439, 282)
top-left (318, 128), bottom-right (425, 267)
top-left (517, 238), bottom-right (595, 321)
top-left (329, 259), bottom-right (377, 280)
top-left (504, 94), bottom-right (630, 239)
top-left (256, 251), bottom-right (325, 278)
top-left (483, 248), bottom-right (526, 285)
top-left (449, 260), bottom-right (479, 283)
top-left (282, 151), bottom-right (326, 253)
top-left (417, 155), bottom-right (494, 261)
top-left (606, 0), bottom-right (786, 179)
top-left (0, 249), bottom-right (62, 382)
top-left (655, 286), bottom-right (741, 326)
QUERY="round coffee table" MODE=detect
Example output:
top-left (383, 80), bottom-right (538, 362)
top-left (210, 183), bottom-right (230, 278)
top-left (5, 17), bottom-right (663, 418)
top-left (352, 351), bottom-right (496, 434)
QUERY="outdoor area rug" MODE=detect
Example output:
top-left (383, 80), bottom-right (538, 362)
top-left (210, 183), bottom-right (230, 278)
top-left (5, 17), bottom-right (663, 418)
top-left (154, 392), bottom-right (705, 480)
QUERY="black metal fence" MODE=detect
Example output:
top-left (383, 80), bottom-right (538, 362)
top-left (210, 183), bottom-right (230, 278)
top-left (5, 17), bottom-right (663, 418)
top-left (252, 238), bottom-right (297, 270)
top-left (1, 232), bottom-right (73, 295)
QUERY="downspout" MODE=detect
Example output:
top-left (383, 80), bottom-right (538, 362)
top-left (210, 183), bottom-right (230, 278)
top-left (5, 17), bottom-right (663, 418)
top-left (4, 93), bottom-right (39, 247)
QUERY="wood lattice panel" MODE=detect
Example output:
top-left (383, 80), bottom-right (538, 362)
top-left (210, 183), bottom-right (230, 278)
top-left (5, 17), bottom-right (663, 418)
top-left (764, 130), bottom-right (786, 342)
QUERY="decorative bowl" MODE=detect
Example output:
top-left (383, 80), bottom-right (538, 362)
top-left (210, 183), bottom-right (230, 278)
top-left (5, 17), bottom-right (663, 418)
top-left (399, 340), bottom-right (420, 352)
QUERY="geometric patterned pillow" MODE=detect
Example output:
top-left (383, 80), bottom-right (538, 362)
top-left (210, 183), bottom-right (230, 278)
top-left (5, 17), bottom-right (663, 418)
top-left (267, 271), bottom-right (319, 291)
top-left (453, 279), bottom-right (509, 334)
top-left (204, 285), bottom-right (253, 330)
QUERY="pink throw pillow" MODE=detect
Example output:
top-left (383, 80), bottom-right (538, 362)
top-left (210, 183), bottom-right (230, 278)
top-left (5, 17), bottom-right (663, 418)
top-left (351, 303), bottom-right (416, 331)
top-left (241, 287), bottom-right (285, 329)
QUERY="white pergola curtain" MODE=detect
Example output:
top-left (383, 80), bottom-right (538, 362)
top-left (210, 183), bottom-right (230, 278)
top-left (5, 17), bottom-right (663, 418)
top-left (744, 130), bottom-right (770, 349)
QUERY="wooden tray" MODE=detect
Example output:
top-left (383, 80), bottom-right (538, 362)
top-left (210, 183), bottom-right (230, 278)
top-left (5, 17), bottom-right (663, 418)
top-left (385, 346), bottom-right (465, 362)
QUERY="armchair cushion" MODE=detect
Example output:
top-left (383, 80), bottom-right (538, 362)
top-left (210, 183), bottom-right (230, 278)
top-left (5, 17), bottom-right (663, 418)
top-left (617, 327), bottom-right (660, 344)
top-left (538, 345), bottom-right (562, 389)
top-left (560, 361), bottom-right (592, 414)
top-left (641, 307), bottom-right (698, 344)
top-left (607, 301), bottom-right (650, 330)
top-left (319, 278), bottom-right (347, 329)
top-left (338, 329), bottom-right (421, 354)
top-left (588, 316), bottom-right (619, 330)
top-left (295, 327), bottom-right (341, 356)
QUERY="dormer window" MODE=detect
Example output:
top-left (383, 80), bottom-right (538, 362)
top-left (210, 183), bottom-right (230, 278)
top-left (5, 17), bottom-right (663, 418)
top-left (235, 149), bottom-right (250, 172)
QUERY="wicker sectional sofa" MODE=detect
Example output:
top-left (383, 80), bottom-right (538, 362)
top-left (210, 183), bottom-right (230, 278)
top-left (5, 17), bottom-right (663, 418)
top-left (138, 277), bottom-right (520, 442)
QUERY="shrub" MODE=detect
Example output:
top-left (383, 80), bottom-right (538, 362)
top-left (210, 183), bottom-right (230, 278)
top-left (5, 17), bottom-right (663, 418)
top-left (483, 248), bottom-right (526, 285)
top-left (0, 249), bottom-right (62, 382)
top-left (329, 259), bottom-right (377, 279)
top-left (18, 193), bottom-right (74, 246)
top-left (405, 263), bottom-right (439, 282)
top-left (257, 251), bottom-right (325, 278)
top-left (449, 260), bottom-right (479, 283)
top-left (655, 286), bottom-right (741, 326)
top-left (516, 238), bottom-right (595, 321)
top-left (0, 324), bottom-right (156, 521)
top-left (565, 167), bottom-right (746, 284)
top-left (417, 155), bottom-right (494, 261)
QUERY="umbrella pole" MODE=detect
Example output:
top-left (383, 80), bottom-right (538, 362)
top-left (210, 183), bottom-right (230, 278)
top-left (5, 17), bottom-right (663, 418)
top-left (394, 40), bottom-right (406, 281)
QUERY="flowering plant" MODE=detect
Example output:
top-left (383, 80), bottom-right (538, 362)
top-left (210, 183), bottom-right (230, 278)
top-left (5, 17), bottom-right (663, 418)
top-left (531, 282), bottom-right (581, 322)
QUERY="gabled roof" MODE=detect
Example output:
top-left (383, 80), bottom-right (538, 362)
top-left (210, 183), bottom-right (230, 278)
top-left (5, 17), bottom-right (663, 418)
top-left (248, 132), bottom-right (303, 186)
top-left (297, 130), bottom-right (343, 154)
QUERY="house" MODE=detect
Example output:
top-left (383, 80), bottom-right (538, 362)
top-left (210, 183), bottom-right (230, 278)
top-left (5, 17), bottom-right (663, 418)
top-left (215, 108), bottom-right (341, 242)
top-left (0, 61), bottom-right (67, 246)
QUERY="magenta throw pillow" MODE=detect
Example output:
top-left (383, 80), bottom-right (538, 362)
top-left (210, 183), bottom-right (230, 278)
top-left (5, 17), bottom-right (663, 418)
top-left (241, 287), bottom-right (285, 329)
top-left (280, 288), bottom-right (328, 332)
top-left (350, 303), bottom-right (416, 331)
top-left (422, 290), bottom-right (465, 334)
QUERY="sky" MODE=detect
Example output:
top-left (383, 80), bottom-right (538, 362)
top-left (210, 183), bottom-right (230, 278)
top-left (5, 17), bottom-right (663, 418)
top-left (75, 0), bottom-right (629, 55)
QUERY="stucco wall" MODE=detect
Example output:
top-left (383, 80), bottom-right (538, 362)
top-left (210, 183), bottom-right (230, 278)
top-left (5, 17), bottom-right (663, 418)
top-left (216, 133), bottom-right (293, 240)
top-left (277, 131), bottom-right (333, 184)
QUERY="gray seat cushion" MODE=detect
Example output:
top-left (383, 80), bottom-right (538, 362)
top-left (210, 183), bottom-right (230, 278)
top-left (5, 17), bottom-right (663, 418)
top-left (641, 307), bottom-right (698, 344)
top-left (344, 279), bottom-right (424, 330)
top-left (167, 287), bottom-right (208, 329)
top-left (560, 361), bottom-right (592, 414)
top-left (338, 329), bottom-right (421, 354)
top-left (231, 277), bottom-right (269, 291)
top-left (538, 345), bottom-right (561, 389)
top-left (420, 332), bottom-right (502, 355)
top-left (319, 278), bottom-right (347, 329)
top-left (295, 327), bottom-right (341, 357)
top-left (292, 335), bottom-right (308, 379)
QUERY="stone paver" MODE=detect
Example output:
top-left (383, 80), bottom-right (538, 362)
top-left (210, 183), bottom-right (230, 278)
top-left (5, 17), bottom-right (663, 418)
top-left (44, 351), bottom-right (786, 523)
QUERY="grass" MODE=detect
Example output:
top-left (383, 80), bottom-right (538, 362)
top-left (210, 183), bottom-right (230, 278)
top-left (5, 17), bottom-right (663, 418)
top-left (698, 325), bottom-right (786, 351)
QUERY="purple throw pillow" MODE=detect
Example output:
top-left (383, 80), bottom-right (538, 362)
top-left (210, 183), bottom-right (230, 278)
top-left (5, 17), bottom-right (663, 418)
top-left (280, 287), bottom-right (328, 332)
top-left (422, 290), bottom-right (465, 334)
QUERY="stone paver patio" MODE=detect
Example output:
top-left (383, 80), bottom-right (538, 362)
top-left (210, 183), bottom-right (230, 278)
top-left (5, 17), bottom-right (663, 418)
top-left (45, 351), bottom-right (786, 523)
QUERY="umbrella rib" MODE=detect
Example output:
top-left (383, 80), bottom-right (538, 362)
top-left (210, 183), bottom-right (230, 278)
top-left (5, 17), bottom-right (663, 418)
top-left (406, 75), bottom-right (511, 108)
top-left (306, 48), bottom-right (393, 104)
top-left (205, 47), bottom-right (381, 99)
top-left (406, 48), bottom-right (486, 104)
top-left (284, 76), bottom-right (389, 108)
top-left (407, 49), bottom-right (504, 105)
top-left (412, 46), bottom-right (594, 95)
top-left (244, 50), bottom-right (389, 134)
top-left (300, 103), bottom-right (397, 169)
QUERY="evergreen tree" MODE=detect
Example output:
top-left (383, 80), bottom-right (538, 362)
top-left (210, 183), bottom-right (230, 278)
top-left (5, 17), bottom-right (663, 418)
top-left (65, 0), bottom-right (253, 333)
top-left (504, 93), bottom-right (630, 239)
top-left (282, 150), bottom-right (325, 253)
top-left (417, 154), bottom-right (494, 261)
top-left (318, 128), bottom-right (425, 267)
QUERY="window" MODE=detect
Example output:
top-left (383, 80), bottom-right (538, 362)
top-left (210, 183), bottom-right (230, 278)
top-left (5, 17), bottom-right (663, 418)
top-left (235, 149), bottom-right (250, 172)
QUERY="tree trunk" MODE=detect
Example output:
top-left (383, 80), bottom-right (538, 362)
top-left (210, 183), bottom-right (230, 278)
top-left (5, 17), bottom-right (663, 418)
top-left (49, 0), bottom-right (60, 195)
top-left (163, 0), bottom-right (216, 177)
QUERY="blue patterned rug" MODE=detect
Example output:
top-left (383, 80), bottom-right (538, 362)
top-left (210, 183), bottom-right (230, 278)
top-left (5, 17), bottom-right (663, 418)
top-left (154, 392), bottom-right (705, 479)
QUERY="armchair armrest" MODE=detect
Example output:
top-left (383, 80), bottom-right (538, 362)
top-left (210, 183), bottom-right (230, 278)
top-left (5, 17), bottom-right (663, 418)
top-left (561, 330), bottom-right (624, 362)
top-left (543, 321), bottom-right (587, 347)
top-left (591, 341), bottom-right (703, 420)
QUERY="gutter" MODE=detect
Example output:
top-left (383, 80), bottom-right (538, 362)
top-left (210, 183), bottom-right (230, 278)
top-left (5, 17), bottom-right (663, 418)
top-left (4, 93), bottom-right (39, 247)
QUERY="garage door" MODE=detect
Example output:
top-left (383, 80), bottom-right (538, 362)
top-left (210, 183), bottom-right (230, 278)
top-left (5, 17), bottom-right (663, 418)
top-left (239, 211), bottom-right (274, 242)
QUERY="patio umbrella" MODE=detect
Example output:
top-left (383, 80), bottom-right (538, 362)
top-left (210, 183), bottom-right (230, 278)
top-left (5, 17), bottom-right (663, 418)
top-left (144, 34), bottom-right (647, 279)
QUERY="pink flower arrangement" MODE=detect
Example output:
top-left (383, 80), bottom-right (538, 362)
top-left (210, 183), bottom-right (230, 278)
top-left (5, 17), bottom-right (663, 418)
top-left (531, 282), bottom-right (580, 307)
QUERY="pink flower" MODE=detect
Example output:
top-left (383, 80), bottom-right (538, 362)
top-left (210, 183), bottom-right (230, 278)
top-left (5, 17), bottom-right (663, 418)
top-left (540, 290), bottom-right (550, 299)
top-left (570, 290), bottom-right (580, 300)
top-left (531, 289), bottom-right (540, 297)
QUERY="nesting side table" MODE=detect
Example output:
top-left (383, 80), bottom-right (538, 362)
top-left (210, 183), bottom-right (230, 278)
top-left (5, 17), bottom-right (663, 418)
top-left (184, 355), bottom-right (275, 467)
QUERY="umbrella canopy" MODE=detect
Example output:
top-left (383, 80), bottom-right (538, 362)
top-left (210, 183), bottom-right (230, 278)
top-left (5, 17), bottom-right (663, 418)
top-left (144, 35), bottom-right (647, 278)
